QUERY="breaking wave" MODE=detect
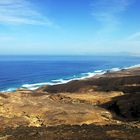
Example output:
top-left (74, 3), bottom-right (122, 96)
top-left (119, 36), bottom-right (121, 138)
top-left (1, 64), bottom-right (140, 92)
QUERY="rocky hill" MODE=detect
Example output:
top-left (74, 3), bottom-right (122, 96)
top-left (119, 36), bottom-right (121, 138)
top-left (0, 67), bottom-right (140, 140)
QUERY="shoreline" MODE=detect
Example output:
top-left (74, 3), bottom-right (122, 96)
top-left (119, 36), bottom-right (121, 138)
top-left (0, 65), bottom-right (140, 139)
top-left (1, 63), bottom-right (140, 93)
top-left (39, 65), bottom-right (140, 94)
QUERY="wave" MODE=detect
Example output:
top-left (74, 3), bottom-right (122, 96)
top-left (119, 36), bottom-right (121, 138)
top-left (17, 70), bottom-right (107, 91)
top-left (110, 68), bottom-right (121, 72)
top-left (1, 64), bottom-right (140, 92)
top-left (1, 88), bottom-right (17, 93)
top-left (21, 81), bottom-right (57, 90)
top-left (94, 70), bottom-right (103, 73)
top-left (51, 79), bottom-right (71, 84)
top-left (123, 64), bottom-right (140, 70)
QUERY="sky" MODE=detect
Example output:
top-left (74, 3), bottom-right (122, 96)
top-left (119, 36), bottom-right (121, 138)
top-left (0, 0), bottom-right (140, 55)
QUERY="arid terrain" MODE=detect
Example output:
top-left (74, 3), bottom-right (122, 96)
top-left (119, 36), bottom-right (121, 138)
top-left (0, 67), bottom-right (140, 140)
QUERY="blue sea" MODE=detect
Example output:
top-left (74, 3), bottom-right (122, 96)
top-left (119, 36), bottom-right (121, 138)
top-left (0, 55), bottom-right (140, 92)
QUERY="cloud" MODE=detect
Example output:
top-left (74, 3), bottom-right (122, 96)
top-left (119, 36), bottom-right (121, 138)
top-left (90, 0), bottom-right (140, 55)
top-left (92, 0), bottom-right (131, 22)
top-left (0, 0), bottom-right (52, 25)
top-left (91, 0), bottom-right (133, 39)
top-left (126, 32), bottom-right (140, 41)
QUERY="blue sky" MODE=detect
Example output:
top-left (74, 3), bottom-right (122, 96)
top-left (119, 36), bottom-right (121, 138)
top-left (0, 0), bottom-right (140, 55)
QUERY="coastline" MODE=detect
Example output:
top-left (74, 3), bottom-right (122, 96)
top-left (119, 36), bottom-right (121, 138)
top-left (1, 63), bottom-right (140, 93)
top-left (39, 65), bottom-right (140, 94)
top-left (0, 65), bottom-right (140, 139)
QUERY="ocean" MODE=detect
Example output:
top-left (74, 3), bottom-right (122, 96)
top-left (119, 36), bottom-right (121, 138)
top-left (0, 55), bottom-right (139, 92)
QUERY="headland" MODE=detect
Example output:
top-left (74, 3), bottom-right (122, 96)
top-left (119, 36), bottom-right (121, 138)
top-left (0, 66), bottom-right (140, 140)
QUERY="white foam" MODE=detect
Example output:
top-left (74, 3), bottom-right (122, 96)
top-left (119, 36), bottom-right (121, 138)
top-left (51, 79), bottom-right (67, 83)
top-left (79, 72), bottom-right (96, 79)
top-left (21, 78), bottom-right (74, 90)
top-left (1, 88), bottom-right (17, 92)
top-left (124, 64), bottom-right (140, 69)
top-left (110, 68), bottom-right (121, 72)
top-left (94, 70), bottom-right (103, 73)
top-left (77, 70), bottom-right (106, 80)
top-left (21, 82), bottom-right (55, 90)
top-left (22, 82), bottom-right (49, 88)
top-left (1, 63), bottom-right (140, 92)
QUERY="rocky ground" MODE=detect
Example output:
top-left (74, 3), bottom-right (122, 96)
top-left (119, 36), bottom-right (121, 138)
top-left (0, 67), bottom-right (140, 140)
